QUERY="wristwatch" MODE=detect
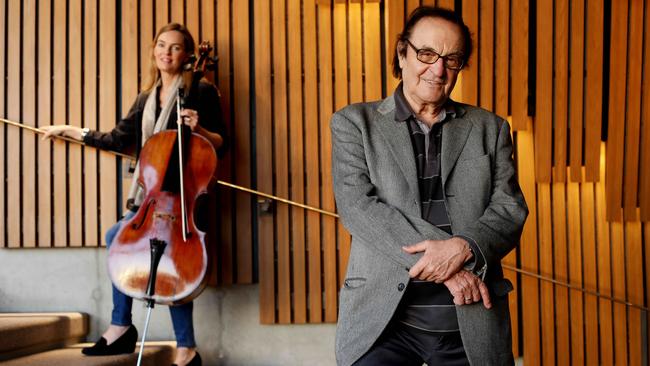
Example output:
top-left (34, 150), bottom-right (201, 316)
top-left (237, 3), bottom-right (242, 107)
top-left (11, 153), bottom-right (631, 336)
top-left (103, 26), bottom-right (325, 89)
top-left (80, 127), bottom-right (90, 140)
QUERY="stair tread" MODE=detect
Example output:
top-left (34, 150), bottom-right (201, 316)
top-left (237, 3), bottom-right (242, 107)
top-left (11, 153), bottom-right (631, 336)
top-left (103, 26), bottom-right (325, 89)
top-left (0, 313), bottom-right (88, 356)
top-left (0, 342), bottom-right (175, 366)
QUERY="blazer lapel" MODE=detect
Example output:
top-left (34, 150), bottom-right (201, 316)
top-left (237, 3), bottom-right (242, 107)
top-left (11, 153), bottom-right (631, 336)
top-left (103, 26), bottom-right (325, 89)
top-left (375, 96), bottom-right (420, 201)
top-left (441, 105), bottom-right (472, 185)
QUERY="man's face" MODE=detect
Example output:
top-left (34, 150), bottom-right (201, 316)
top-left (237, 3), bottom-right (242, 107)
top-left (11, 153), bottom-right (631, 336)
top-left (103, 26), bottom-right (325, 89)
top-left (398, 17), bottom-right (464, 108)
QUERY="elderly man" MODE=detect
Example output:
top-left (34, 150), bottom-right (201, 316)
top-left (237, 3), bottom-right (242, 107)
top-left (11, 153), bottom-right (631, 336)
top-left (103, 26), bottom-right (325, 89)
top-left (331, 6), bottom-right (528, 366)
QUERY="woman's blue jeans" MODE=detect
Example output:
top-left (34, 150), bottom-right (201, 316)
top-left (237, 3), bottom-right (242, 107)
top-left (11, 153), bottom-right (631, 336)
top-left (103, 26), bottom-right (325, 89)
top-left (105, 211), bottom-right (196, 347)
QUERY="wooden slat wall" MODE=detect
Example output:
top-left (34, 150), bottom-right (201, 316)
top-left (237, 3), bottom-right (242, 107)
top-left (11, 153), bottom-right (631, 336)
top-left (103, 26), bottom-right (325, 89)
top-left (2, 1), bottom-right (650, 364)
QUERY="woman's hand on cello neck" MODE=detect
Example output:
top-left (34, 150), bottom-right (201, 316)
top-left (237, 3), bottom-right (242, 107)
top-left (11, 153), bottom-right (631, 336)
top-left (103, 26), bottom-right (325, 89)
top-left (40, 125), bottom-right (88, 142)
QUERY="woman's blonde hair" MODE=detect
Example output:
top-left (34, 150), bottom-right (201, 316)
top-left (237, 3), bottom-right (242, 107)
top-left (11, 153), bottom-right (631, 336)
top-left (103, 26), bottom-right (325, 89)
top-left (142, 23), bottom-right (196, 92)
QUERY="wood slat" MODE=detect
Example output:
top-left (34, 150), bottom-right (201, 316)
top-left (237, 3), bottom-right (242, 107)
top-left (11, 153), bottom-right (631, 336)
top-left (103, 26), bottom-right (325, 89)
top-left (171, 0), bottom-right (184, 24)
top-left (155, 0), bottom-right (169, 30)
top-left (580, 175), bottom-right (599, 366)
top-left (233, 0), bottom-right (253, 284)
top-left (567, 178), bottom-right (585, 365)
top-left (437, 0), bottom-right (454, 9)
top-left (185, 0), bottom-right (199, 42)
top-left (510, 0), bottom-right (528, 131)
top-left (494, 0), bottom-right (509, 119)
top-left (333, 1), bottom-right (351, 287)
top-left (641, 0), bottom-right (650, 220)
top-left (67, 0), bottom-right (83, 247)
top-left (52, 0), bottom-right (67, 247)
top-left (537, 184), bottom-right (554, 365)
top-left (625, 219), bottom-right (644, 365)
top-left (216, 0), bottom-right (234, 285)
top-left (6, 0), bottom-right (20, 247)
top-left (535, 0), bottom-right (552, 183)
top-left (478, 0), bottom-right (494, 111)
top-left (304, 0), bottom-right (323, 323)
top-left (255, 0), bottom-right (276, 325)
top-left (584, 0), bottom-right (604, 182)
top-left (517, 123), bottom-right (540, 366)
top-left (120, 0), bottom-right (138, 216)
top-left (288, 0), bottom-right (307, 320)
top-left (552, 182), bottom-right (570, 366)
top-left (0, 0), bottom-right (5, 247)
top-left (348, 2), bottom-right (363, 103)
top-left (406, 0), bottom-right (419, 15)
top-left (318, 1), bottom-right (338, 323)
top-left (84, 0), bottom-right (99, 247)
top-left (140, 0), bottom-right (154, 79)
top-left (459, 0), bottom-right (478, 105)
top-left (99, 0), bottom-right (118, 246)
top-left (384, 0), bottom-right (404, 92)
top-left (37, 0), bottom-right (52, 247)
top-left (363, 1), bottom-right (381, 101)
top-left (272, 0), bottom-right (294, 324)
top-left (596, 143), bottom-right (614, 365)
top-left (605, 0), bottom-right (628, 221)
top-left (623, 0), bottom-right (644, 220)
top-left (200, 0), bottom-right (215, 84)
top-left (22, 0), bottom-right (37, 247)
top-left (553, 0), bottom-right (568, 183)
top-left (610, 220), bottom-right (628, 365)
top-left (568, 0), bottom-right (585, 182)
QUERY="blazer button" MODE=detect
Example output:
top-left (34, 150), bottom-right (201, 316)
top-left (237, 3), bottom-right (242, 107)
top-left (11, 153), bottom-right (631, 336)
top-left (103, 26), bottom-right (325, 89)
top-left (397, 283), bottom-right (405, 291)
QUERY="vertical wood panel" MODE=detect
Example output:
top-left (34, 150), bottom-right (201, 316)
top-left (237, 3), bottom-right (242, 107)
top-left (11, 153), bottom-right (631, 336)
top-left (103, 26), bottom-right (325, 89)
top-left (639, 0), bottom-right (650, 221)
top-left (37, 0), bottom-right (52, 247)
top-left (120, 0), bottom-right (138, 214)
top-left (606, 0), bottom-right (628, 221)
top-left (68, 0), bottom-right (83, 246)
top-left (185, 0), bottom-right (199, 41)
top-left (0, 0), bottom-right (5, 247)
top-left (348, 2), bottom-right (363, 103)
top-left (363, 2), bottom-right (381, 101)
top-left (553, 0), bottom-right (568, 183)
top-left (626, 219), bottom-right (644, 365)
top-left (155, 0), bottom-right (169, 30)
top-left (596, 144), bottom-right (614, 365)
top-left (535, 0), bottom-right (552, 183)
top-left (288, 0), bottom-right (307, 319)
top-left (458, 0), bottom-right (478, 105)
top-left (384, 0), bottom-right (404, 92)
top-left (98, 0), bottom-right (118, 246)
top-left (318, 1), bottom-right (338, 323)
top-left (584, 0), bottom-right (604, 181)
top-left (6, 0), bottom-right (21, 247)
top-left (478, 0), bottom-right (494, 111)
top-left (581, 177), bottom-right (599, 366)
top-left (510, 0), bottom-right (528, 131)
top-left (494, 0), bottom-right (509, 119)
top-left (170, 0), bottom-right (184, 24)
top-left (255, 0), bottom-right (276, 324)
top-left (333, 2), bottom-right (351, 287)
top-left (22, 0), bottom-right (37, 247)
top-left (611, 220), bottom-right (629, 365)
top-left (233, 0), bottom-right (253, 284)
top-left (84, 0), bottom-right (99, 246)
top-left (216, 0), bottom-right (234, 285)
top-left (623, 0), bottom-right (644, 220)
top-left (304, 0), bottom-right (323, 323)
top-left (568, 0), bottom-right (584, 182)
top-left (567, 179), bottom-right (585, 365)
top-left (537, 184), bottom-right (554, 365)
top-left (517, 123), bottom-right (540, 366)
top-left (52, 0), bottom-right (67, 247)
top-left (552, 182), bottom-right (570, 365)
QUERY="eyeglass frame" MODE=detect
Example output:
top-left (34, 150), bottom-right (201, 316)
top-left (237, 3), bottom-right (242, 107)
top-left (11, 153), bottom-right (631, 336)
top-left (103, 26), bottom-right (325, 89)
top-left (404, 39), bottom-right (465, 71)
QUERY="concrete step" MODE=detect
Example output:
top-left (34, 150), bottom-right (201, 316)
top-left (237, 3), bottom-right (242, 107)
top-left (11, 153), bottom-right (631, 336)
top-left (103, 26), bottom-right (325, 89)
top-left (0, 342), bottom-right (175, 366)
top-left (0, 312), bottom-right (88, 360)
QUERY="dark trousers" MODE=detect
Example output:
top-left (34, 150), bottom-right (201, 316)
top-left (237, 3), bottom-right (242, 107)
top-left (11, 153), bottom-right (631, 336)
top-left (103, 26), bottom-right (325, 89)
top-left (353, 322), bottom-right (470, 366)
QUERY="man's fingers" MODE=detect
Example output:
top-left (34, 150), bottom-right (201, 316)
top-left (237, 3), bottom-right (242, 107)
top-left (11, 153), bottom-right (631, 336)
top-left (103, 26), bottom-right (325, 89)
top-left (479, 282), bottom-right (492, 309)
top-left (402, 243), bottom-right (426, 254)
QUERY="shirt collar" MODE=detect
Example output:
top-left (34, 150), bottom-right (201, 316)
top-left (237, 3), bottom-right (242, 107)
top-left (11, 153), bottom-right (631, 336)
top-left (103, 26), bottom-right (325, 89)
top-left (394, 82), bottom-right (456, 123)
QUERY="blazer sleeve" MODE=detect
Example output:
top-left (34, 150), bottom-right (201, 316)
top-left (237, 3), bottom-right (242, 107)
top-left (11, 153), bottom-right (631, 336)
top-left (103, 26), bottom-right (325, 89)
top-left (454, 120), bottom-right (528, 277)
top-left (82, 93), bottom-right (145, 153)
top-left (331, 108), bottom-right (452, 270)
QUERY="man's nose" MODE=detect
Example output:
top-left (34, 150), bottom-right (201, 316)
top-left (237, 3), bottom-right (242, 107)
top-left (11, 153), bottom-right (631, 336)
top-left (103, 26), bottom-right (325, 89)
top-left (428, 58), bottom-right (445, 76)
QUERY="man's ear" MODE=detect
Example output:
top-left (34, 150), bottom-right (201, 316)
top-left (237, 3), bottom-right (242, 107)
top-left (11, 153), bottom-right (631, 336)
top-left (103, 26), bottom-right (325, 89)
top-left (397, 42), bottom-right (406, 69)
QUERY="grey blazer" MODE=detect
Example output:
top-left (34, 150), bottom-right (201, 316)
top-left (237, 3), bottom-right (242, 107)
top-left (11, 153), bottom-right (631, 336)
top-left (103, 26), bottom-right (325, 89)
top-left (331, 94), bottom-right (528, 366)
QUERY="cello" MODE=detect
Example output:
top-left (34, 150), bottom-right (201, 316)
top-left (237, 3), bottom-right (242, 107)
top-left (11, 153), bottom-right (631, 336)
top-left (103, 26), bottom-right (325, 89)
top-left (106, 42), bottom-right (219, 364)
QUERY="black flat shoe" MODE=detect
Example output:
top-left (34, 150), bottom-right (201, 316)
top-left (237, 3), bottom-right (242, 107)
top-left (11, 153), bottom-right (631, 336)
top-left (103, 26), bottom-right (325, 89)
top-left (81, 324), bottom-right (138, 356)
top-left (172, 351), bottom-right (202, 366)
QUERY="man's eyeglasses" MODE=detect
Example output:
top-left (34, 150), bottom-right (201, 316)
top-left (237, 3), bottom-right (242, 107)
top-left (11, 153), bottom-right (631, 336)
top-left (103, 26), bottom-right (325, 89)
top-left (405, 39), bottom-right (464, 71)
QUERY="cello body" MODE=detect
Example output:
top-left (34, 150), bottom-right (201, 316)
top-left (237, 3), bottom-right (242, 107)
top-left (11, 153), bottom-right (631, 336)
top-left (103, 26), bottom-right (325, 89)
top-left (108, 129), bottom-right (218, 305)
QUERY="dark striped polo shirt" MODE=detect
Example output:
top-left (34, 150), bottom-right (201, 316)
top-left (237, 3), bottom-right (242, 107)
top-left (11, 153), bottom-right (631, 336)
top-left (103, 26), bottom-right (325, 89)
top-left (393, 83), bottom-right (459, 333)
